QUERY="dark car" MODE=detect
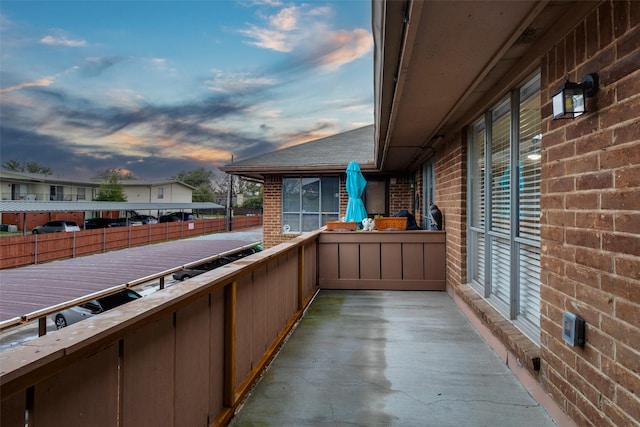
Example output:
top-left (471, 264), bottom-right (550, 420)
top-left (166, 212), bottom-right (195, 221)
top-left (84, 218), bottom-right (118, 229)
top-left (172, 258), bottom-right (232, 281)
top-left (32, 220), bottom-right (81, 234)
top-left (159, 213), bottom-right (181, 223)
top-left (53, 289), bottom-right (142, 329)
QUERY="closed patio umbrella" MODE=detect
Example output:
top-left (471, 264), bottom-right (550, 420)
top-left (345, 161), bottom-right (368, 224)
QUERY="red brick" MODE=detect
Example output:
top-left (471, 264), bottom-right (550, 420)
top-left (575, 247), bottom-right (614, 272)
top-left (613, 0), bottom-right (630, 38)
top-left (615, 256), bottom-right (640, 280)
top-left (576, 171), bottom-right (613, 191)
top-left (615, 212), bottom-right (640, 234)
top-left (614, 165), bottom-right (640, 188)
top-left (616, 385), bottom-right (640, 422)
top-left (575, 212), bottom-right (613, 231)
top-left (566, 154), bottom-right (599, 175)
top-left (601, 314), bottom-right (640, 349)
top-left (566, 192), bottom-right (598, 210)
top-left (616, 342), bottom-right (640, 376)
top-left (601, 189), bottom-right (640, 210)
top-left (602, 232), bottom-right (640, 256)
top-left (547, 142), bottom-right (576, 162)
top-left (601, 273), bottom-right (640, 302)
top-left (567, 228), bottom-right (602, 249)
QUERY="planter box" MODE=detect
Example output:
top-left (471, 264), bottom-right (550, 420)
top-left (326, 221), bottom-right (358, 231)
top-left (374, 217), bottom-right (407, 231)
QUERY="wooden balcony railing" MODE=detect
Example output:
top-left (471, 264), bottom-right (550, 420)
top-left (0, 229), bottom-right (446, 426)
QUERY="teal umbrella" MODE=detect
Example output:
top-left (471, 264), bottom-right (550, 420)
top-left (345, 161), bottom-right (368, 224)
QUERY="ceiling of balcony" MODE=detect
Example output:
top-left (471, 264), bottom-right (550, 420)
top-left (373, 0), bottom-right (598, 173)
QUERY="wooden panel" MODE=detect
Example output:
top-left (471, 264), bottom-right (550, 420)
top-left (318, 243), bottom-right (339, 281)
top-left (210, 288), bottom-right (225, 415)
top-left (403, 243), bottom-right (424, 280)
top-left (175, 295), bottom-right (211, 427)
top-left (320, 278), bottom-right (445, 290)
top-left (123, 316), bottom-right (175, 426)
top-left (252, 265), bottom-right (268, 360)
top-left (339, 243), bottom-right (360, 279)
top-left (360, 243), bottom-right (381, 280)
top-left (235, 274), bottom-right (254, 385)
top-left (380, 243), bottom-right (402, 280)
top-left (1, 389), bottom-right (26, 427)
top-left (425, 242), bottom-right (447, 281)
top-left (34, 344), bottom-right (119, 427)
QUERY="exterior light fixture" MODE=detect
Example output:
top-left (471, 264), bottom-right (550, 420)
top-left (552, 73), bottom-right (599, 120)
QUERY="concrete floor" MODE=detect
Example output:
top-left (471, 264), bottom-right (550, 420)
top-left (229, 290), bottom-right (557, 427)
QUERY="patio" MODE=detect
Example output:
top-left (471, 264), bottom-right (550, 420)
top-left (229, 290), bottom-right (557, 426)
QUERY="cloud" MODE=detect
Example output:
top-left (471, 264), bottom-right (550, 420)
top-left (82, 56), bottom-right (127, 77)
top-left (40, 34), bottom-right (86, 47)
top-left (0, 78), bottom-right (53, 94)
top-left (239, 4), bottom-right (371, 72)
top-left (206, 69), bottom-right (277, 93)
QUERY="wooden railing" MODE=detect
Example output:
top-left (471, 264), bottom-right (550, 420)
top-left (0, 216), bottom-right (263, 269)
top-left (319, 230), bottom-right (446, 290)
top-left (0, 229), bottom-right (447, 427)
top-left (0, 229), bottom-right (319, 427)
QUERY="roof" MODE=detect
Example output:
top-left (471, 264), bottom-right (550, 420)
top-left (0, 170), bottom-right (194, 189)
top-left (0, 230), bottom-right (262, 326)
top-left (220, 124), bottom-right (376, 180)
top-left (0, 201), bottom-right (224, 213)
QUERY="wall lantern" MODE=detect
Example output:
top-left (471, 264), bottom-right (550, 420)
top-left (552, 73), bottom-right (599, 120)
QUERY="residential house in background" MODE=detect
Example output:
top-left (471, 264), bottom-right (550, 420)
top-left (0, 170), bottom-right (195, 230)
top-left (224, 1), bottom-right (640, 425)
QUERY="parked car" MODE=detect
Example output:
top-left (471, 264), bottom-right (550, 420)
top-left (168, 212), bottom-right (195, 221)
top-left (84, 218), bottom-right (118, 229)
top-left (159, 213), bottom-right (182, 223)
top-left (172, 259), bottom-right (230, 281)
top-left (130, 215), bottom-right (158, 224)
top-left (32, 220), bottom-right (81, 234)
top-left (172, 246), bottom-right (263, 281)
top-left (53, 289), bottom-right (142, 329)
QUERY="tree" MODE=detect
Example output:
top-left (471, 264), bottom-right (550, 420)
top-left (192, 183), bottom-right (214, 202)
top-left (92, 168), bottom-right (136, 181)
top-left (2, 160), bottom-right (52, 175)
top-left (172, 168), bottom-right (214, 188)
top-left (94, 174), bottom-right (127, 201)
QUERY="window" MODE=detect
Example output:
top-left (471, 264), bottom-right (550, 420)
top-left (467, 73), bottom-right (542, 342)
top-left (282, 176), bottom-right (339, 233)
top-left (157, 187), bottom-right (164, 199)
top-left (76, 187), bottom-right (86, 200)
top-left (50, 185), bottom-right (64, 201)
top-left (422, 158), bottom-right (436, 229)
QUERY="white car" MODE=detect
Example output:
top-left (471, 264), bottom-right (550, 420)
top-left (53, 289), bottom-right (142, 329)
top-left (32, 220), bottom-right (81, 234)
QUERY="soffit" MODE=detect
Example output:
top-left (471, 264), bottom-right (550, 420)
top-left (376, 0), bottom-right (596, 172)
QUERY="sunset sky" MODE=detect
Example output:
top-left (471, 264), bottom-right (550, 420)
top-left (0, 0), bottom-right (374, 180)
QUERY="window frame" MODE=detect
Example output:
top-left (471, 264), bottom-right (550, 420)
top-left (281, 175), bottom-right (340, 234)
top-left (467, 72), bottom-right (542, 343)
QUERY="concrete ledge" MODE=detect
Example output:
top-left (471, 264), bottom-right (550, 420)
top-left (451, 283), bottom-right (541, 374)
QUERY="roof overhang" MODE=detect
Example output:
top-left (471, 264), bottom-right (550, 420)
top-left (373, 0), bottom-right (600, 172)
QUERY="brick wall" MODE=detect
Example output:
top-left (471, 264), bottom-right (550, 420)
top-left (388, 175), bottom-right (415, 215)
top-left (432, 133), bottom-right (468, 288)
top-left (540, 2), bottom-right (640, 425)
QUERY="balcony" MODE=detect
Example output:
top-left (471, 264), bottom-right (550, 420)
top-left (0, 229), bottom-right (558, 426)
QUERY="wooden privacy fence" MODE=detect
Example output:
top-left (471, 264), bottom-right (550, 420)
top-left (0, 230), bottom-right (319, 427)
top-left (318, 230), bottom-right (446, 291)
top-left (0, 216), bottom-right (262, 269)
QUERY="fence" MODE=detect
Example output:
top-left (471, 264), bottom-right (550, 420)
top-left (0, 229), bottom-right (318, 427)
top-left (0, 215), bottom-right (262, 269)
